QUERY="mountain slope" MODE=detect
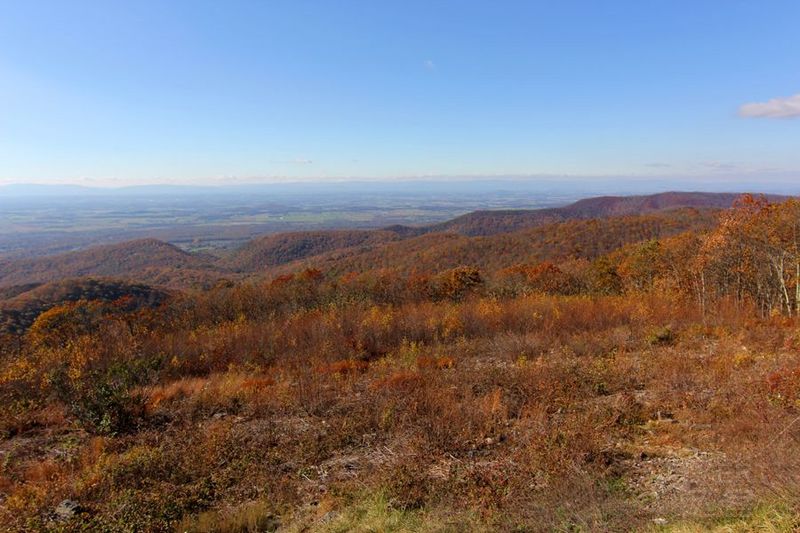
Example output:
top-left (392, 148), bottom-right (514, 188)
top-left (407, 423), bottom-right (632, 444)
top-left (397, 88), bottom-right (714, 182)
top-left (221, 230), bottom-right (401, 272)
top-left (0, 192), bottom-right (778, 289)
top-left (420, 191), bottom-right (783, 236)
top-left (225, 192), bottom-right (752, 273)
top-left (0, 239), bottom-right (223, 288)
top-left (0, 277), bottom-right (168, 335)
top-left (266, 208), bottom-right (718, 277)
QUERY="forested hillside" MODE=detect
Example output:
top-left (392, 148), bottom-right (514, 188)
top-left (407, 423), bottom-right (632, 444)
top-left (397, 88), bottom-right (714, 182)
top-left (420, 191), bottom-right (779, 236)
top-left (267, 208), bottom-right (717, 277)
top-left (3, 194), bottom-right (800, 531)
top-left (221, 230), bottom-right (402, 272)
top-left (0, 239), bottom-right (226, 289)
top-left (0, 279), bottom-right (168, 336)
top-left (0, 192), bottom-right (734, 290)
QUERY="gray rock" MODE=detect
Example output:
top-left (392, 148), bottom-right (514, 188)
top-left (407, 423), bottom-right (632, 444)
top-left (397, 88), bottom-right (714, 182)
top-left (55, 499), bottom-right (81, 520)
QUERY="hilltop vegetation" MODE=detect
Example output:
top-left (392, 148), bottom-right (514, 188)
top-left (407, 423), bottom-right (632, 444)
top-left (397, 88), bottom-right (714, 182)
top-left (0, 239), bottom-right (225, 289)
top-left (2, 193), bottom-right (800, 531)
top-left (0, 192), bottom-right (731, 290)
top-left (0, 279), bottom-right (168, 336)
top-left (421, 191), bottom-right (775, 236)
top-left (266, 208), bottom-right (717, 278)
top-left (221, 230), bottom-right (402, 272)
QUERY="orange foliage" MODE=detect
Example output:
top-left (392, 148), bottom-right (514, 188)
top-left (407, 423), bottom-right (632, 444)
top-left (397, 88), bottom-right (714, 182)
top-left (766, 365), bottom-right (800, 407)
top-left (5, 195), bottom-right (800, 531)
top-left (23, 459), bottom-right (62, 485)
top-left (369, 370), bottom-right (421, 391)
top-left (241, 377), bottom-right (276, 391)
top-left (318, 359), bottom-right (369, 375)
top-left (416, 355), bottom-right (455, 370)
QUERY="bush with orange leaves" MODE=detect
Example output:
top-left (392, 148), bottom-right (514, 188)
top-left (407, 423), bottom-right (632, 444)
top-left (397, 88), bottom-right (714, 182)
top-left (415, 355), bottom-right (455, 370)
top-left (319, 359), bottom-right (369, 375)
top-left (369, 369), bottom-right (421, 391)
top-left (431, 266), bottom-right (484, 301)
top-left (766, 364), bottom-right (800, 408)
top-left (496, 261), bottom-right (582, 296)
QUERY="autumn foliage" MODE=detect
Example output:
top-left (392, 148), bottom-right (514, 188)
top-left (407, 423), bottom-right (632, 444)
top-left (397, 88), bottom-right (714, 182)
top-left (2, 195), bottom-right (800, 530)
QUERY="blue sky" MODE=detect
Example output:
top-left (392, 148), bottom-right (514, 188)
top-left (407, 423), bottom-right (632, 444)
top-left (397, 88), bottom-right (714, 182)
top-left (1, 1), bottom-right (799, 186)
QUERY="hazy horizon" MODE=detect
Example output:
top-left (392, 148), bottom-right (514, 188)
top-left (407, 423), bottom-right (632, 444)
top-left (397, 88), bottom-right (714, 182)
top-left (3, 175), bottom-right (800, 197)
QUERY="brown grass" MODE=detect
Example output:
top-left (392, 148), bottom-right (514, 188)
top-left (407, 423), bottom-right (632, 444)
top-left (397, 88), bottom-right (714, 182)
top-left (4, 285), bottom-right (800, 530)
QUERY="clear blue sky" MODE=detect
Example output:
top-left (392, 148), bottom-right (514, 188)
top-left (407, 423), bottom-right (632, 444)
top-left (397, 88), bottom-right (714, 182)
top-left (1, 1), bottom-right (799, 186)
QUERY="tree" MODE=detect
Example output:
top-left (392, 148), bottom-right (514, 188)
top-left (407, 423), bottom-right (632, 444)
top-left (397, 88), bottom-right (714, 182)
top-left (585, 256), bottom-right (622, 295)
top-left (26, 301), bottom-right (104, 349)
top-left (697, 195), bottom-right (800, 316)
top-left (434, 266), bottom-right (484, 301)
top-left (617, 240), bottom-right (665, 293)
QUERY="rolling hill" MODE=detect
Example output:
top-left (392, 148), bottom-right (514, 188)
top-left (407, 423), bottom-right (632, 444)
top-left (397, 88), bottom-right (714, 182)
top-left (0, 278), bottom-right (169, 335)
top-left (263, 208), bottom-right (719, 278)
top-left (416, 191), bottom-right (784, 236)
top-left (0, 192), bottom-right (774, 290)
top-left (0, 239), bottom-right (226, 288)
top-left (222, 192), bottom-right (766, 276)
top-left (221, 229), bottom-right (402, 272)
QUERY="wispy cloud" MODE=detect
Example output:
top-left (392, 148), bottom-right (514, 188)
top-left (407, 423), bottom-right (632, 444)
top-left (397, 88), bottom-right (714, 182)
top-left (423, 59), bottom-right (436, 71)
top-left (702, 161), bottom-right (740, 172)
top-left (270, 158), bottom-right (313, 165)
top-left (696, 161), bottom-right (788, 175)
top-left (739, 93), bottom-right (800, 118)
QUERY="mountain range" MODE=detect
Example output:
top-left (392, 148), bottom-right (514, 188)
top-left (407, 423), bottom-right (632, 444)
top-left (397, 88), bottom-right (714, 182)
top-left (0, 191), bottom-right (778, 292)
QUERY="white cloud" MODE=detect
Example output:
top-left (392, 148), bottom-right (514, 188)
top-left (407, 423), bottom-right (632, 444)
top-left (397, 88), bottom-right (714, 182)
top-left (739, 93), bottom-right (800, 118)
top-left (423, 59), bottom-right (436, 71)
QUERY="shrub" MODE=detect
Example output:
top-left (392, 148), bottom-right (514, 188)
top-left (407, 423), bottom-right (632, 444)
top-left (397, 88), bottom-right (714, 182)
top-left (646, 325), bottom-right (675, 346)
top-left (433, 266), bottom-right (484, 301)
top-left (178, 500), bottom-right (280, 532)
top-left (51, 362), bottom-right (145, 435)
top-left (319, 359), bottom-right (370, 375)
top-left (415, 355), bottom-right (455, 370)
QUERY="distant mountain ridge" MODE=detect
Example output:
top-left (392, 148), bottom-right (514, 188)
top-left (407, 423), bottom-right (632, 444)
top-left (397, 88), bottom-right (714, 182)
top-left (0, 191), bottom-right (788, 289)
top-left (263, 207), bottom-right (719, 278)
top-left (415, 191), bottom-right (788, 236)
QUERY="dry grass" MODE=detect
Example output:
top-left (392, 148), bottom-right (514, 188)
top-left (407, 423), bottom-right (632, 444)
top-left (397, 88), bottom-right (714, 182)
top-left (3, 287), bottom-right (800, 531)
